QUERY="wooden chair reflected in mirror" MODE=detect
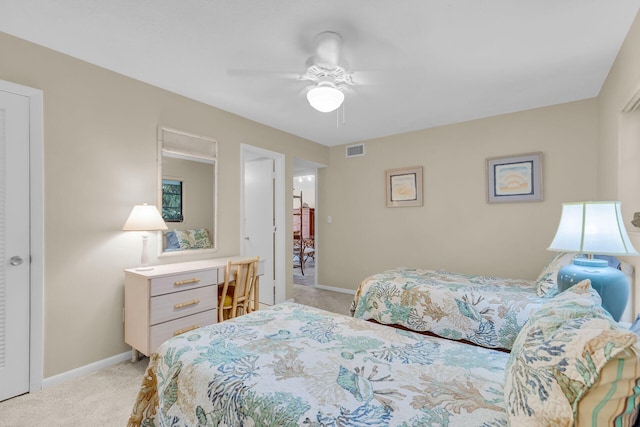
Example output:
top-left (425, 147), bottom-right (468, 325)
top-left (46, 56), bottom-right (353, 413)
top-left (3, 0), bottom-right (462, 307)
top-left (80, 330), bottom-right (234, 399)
top-left (218, 256), bottom-right (260, 322)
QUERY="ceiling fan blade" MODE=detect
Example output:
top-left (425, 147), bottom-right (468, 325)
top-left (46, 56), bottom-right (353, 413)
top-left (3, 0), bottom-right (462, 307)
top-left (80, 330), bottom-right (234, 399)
top-left (339, 85), bottom-right (356, 94)
top-left (227, 68), bottom-right (301, 79)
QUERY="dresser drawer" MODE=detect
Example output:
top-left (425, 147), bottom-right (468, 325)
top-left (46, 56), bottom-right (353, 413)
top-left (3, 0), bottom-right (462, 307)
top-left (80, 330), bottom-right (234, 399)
top-left (150, 285), bottom-right (217, 325)
top-left (150, 309), bottom-right (216, 353)
top-left (150, 268), bottom-right (218, 296)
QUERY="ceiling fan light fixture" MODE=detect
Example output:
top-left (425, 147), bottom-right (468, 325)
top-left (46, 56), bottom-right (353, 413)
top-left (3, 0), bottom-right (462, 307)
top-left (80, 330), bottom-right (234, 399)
top-left (307, 82), bottom-right (344, 113)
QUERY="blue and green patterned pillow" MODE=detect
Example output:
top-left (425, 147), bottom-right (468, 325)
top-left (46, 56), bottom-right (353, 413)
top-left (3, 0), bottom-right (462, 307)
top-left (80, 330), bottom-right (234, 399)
top-left (165, 231), bottom-right (180, 250)
top-left (504, 279), bottom-right (640, 426)
top-left (535, 252), bottom-right (577, 297)
top-left (174, 228), bottom-right (212, 249)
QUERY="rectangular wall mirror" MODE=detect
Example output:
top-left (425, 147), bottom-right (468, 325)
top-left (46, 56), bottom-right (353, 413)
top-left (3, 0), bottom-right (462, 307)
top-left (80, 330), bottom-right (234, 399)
top-left (157, 127), bottom-right (218, 256)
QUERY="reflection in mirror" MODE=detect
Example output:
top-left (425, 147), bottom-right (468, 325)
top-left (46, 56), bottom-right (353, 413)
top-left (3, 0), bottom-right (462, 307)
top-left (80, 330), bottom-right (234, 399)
top-left (162, 179), bottom-right (183, 222)
top-left (157, 127), bottom-right (217, 256)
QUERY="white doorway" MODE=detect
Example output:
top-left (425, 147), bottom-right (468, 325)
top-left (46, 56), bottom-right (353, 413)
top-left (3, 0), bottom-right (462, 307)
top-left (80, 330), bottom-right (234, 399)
top-left (293, 171), bottom-right (316, 285)
top-left (293, 159), bottom-right (324, 287)
top-left (0, 80), bottom-right (44, 400)
top-left (618, 88), bottom-right (640, 320)
top-left (241, 145), bottom-right (285, 305)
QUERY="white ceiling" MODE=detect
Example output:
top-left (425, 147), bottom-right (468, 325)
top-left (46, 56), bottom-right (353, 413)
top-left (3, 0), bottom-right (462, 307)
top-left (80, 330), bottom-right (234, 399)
top-left (1, 1), bottom-right (638, 147)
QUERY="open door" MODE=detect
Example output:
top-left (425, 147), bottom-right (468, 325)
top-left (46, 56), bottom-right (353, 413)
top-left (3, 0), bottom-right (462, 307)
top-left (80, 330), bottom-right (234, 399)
top-left (241, 145), bottom-right (285, 305)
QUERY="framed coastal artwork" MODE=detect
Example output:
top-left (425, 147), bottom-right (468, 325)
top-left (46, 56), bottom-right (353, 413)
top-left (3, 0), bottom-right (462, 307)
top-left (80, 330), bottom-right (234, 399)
top-left (385, 166), bottom-right (423, 207)
top-left (486, 152), bottom-right (543, 203)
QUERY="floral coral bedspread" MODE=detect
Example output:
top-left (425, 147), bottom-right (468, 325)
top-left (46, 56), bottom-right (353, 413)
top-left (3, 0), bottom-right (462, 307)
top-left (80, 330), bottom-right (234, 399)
top-left (351, 268), bottom-right (548, 350)
top-left (128, 302), bottom-right (509, 427)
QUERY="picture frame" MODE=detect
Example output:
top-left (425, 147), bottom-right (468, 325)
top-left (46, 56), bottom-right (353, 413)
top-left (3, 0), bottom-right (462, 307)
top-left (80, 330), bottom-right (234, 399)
top-left (486, 152), bottom-right (543, 203)
top-left (385, 166), bottom-right (423, 207)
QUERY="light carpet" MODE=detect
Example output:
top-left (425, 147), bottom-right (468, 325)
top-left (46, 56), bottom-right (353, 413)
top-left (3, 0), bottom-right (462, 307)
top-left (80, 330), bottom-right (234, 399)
top-left (0, 284), bottom-right (354, 426)
top-left (0, 358), bottom-right (148, 426)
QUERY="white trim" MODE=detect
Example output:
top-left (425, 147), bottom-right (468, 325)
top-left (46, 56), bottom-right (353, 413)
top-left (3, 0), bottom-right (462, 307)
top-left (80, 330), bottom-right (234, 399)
top-left (287, 283), bottom-right (357, 299)
top-left (618, 83), bottom-right (640, 319)
top-left (156, 126), bottom-right (219, 257)
top-left (313, 283), bottom-right (356, 295)
top-left (42, 351), bottom-right (132, 389)
top-left (622, 84), bottom-right (640, 113)
top-left (28, 88), bottom-right (44, 393)
top-left (0, 80), bottom-right (45, 393)
top-left (240, 144), bottom-right (286, 304)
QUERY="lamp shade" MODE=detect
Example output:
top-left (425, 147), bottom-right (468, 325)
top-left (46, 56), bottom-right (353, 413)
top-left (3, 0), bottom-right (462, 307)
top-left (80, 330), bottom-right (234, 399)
top-left (122, 204), bottom-right (168, 231)
top-left (548, 201), bottom-right (638, 256)
top-left (307, 82), bottom-right (344, 113)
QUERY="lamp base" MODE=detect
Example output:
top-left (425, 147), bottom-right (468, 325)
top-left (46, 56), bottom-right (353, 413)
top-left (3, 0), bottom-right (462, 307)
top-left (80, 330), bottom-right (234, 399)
top-left (557, 258), bottom-right (629, 321)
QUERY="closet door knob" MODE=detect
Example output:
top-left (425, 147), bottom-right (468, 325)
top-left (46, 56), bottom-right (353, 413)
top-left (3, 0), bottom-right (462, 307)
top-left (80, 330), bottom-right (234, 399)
top-left (9, 256), bottom-right (23, 266)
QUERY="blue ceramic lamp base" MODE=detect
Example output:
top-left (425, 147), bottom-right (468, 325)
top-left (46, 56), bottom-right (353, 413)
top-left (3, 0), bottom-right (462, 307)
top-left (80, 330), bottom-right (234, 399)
top-left (557, 258), bottom-right (628, 321)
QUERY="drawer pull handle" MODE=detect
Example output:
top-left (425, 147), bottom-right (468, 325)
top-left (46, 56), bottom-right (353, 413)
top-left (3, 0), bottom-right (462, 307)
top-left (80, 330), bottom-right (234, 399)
top-left (173, 325), bottom-right (200, 336)
top-left (174, 299), bottom-right (200, 310)
top-left (174, 278), bottom-right (200, 286)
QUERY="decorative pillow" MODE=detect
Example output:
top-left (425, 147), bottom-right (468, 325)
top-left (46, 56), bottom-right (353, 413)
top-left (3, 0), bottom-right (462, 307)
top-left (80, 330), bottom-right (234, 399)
top-left (576, 346), bottom-right (640, 426)
top-left (529, 278), bottom-right (609, 322)
top-left (504, 280), bottom-right (640, 426)
top-left (535, 252), bottom-right (577, 297)
top-left (174, 228), bottom-right (212, 249)
top-left (165, 231), bottom-right (180, 250)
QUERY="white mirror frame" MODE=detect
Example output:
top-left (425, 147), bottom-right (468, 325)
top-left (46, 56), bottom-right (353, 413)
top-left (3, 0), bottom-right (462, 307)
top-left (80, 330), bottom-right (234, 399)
top-left (157, 126), bottom-right (218, 257)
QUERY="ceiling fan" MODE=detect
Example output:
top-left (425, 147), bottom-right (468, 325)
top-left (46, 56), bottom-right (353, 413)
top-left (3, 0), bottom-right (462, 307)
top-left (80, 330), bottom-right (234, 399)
top-left (299, 31), bottom-right (357, 113)
top-left (229, 31), bottom-right (361, 113)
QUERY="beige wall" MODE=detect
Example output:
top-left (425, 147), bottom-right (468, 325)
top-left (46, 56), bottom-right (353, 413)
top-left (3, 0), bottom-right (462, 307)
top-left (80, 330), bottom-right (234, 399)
top-left (598, 11), bottom-right (640, 319)
top-left (4, 9), bottom-right (640, 379)
top-left (318, 99), bottom-right (599, 290)
top-left (0, 32), bottom-right (328, 377)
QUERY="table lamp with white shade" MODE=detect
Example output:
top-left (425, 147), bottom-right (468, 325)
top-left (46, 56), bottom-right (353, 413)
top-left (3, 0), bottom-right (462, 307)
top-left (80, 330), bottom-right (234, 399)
top-left (122, 203), bottom-right (168, 270)
top-left (547, 201), bottom-right (638, 321)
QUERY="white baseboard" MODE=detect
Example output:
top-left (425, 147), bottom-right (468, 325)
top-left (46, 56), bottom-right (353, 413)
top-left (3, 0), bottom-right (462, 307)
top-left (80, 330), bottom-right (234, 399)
top-left (312, 283), bottom-right (356, 295)
top-left (42, 350), bottom-right (132, 389)
top-left (292, 282), bottom-right (356, 296)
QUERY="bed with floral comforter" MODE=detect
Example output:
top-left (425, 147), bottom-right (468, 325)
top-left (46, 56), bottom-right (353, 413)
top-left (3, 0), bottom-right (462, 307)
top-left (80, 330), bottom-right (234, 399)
top-left (129, 282), bottom-right (640, 427)
top-left (350, 267), bottom-right (550, 350)
top-left (128, 302), bottom-right (510, 427)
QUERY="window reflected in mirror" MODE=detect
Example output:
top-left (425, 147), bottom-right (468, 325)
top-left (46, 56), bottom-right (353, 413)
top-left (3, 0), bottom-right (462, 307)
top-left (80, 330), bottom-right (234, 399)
top-left (162, 179), bottom-right (183, 222)
top-left (158, 127), bottom-right (217, 255)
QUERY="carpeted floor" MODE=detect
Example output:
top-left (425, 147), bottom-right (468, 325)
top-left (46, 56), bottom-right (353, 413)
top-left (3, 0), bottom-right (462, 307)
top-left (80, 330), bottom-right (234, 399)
top-left (293, 283), bottom-right (353, 316)
top-left (0, 357), bottom-right (149, 426)
top-left (0, 284), bottom-right (354, 426)
top-left (293, 258), bottom-right (315, 286)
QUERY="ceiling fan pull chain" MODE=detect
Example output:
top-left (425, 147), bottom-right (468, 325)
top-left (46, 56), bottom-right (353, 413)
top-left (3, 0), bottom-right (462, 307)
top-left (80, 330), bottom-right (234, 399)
top-left (336, 99), bottom-right (346, 128)
top-left (343, 99), bottom-right (346, 126)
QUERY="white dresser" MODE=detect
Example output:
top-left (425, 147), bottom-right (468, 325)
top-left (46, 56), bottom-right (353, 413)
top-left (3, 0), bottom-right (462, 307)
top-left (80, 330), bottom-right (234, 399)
top-left (124, 257), bottom-right (262, 359)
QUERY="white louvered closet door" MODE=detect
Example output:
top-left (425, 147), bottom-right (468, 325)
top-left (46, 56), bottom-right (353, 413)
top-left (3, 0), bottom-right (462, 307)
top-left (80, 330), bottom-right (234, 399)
top-left (0, 90), bottom-right (30, 402)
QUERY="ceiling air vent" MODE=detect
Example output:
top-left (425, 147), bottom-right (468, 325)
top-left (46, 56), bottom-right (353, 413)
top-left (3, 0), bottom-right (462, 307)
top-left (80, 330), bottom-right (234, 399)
top-left (345, 143), bottom-right (365, 158)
